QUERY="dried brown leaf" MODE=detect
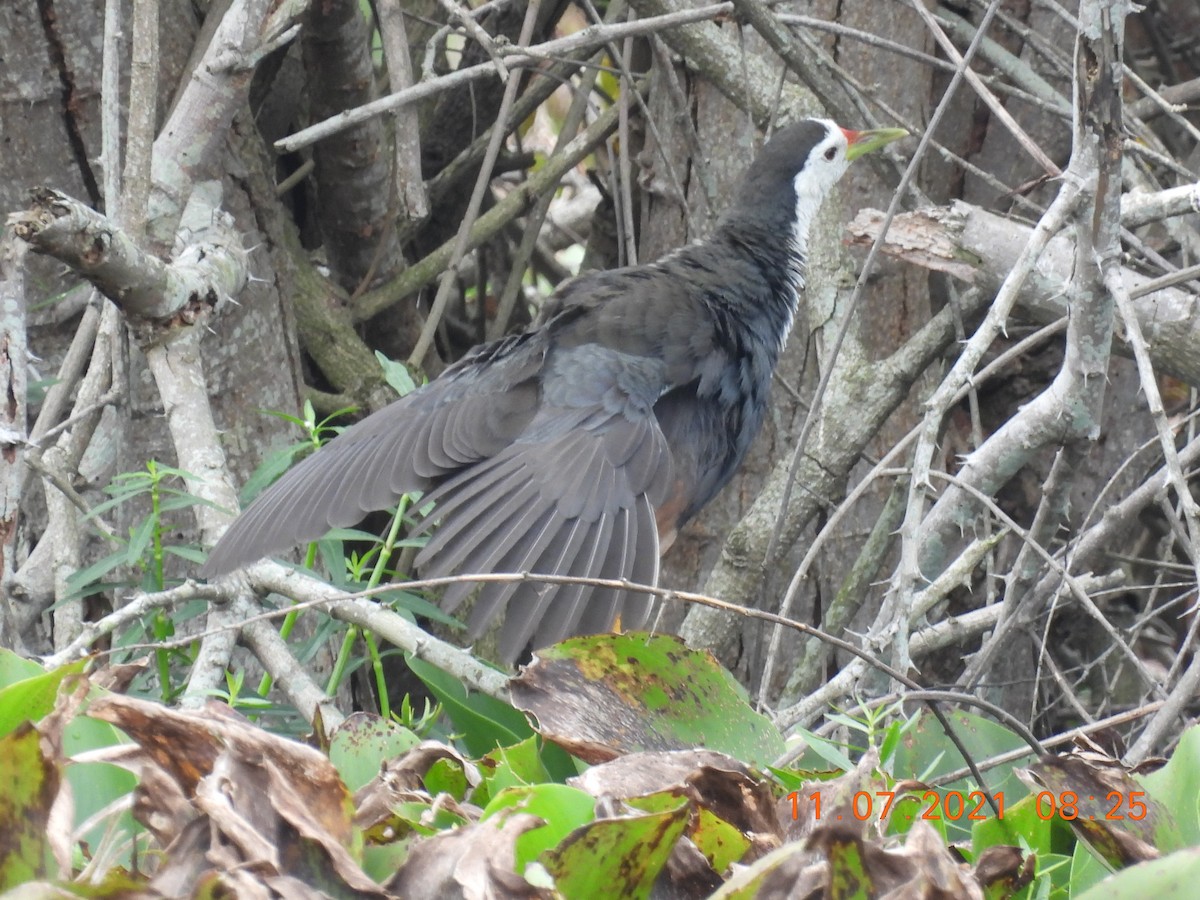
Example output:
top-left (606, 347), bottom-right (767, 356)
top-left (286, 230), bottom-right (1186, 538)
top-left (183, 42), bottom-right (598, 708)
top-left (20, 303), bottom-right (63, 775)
top-left (387, 811), bottom-right (549, 899)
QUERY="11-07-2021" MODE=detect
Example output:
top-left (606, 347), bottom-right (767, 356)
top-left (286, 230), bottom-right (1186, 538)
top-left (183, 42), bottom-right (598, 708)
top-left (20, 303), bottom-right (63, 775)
top-left (789, 789), bottom-right (1149, 822)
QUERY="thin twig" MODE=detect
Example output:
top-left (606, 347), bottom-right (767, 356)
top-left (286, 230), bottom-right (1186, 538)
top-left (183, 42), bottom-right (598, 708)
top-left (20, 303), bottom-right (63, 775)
top-left (1107, 264), bottom-right (1200, 586)
top-left (910, 0), bottom-right (1060, 177)
top-left (406, 0), bottom-right (540, 370)
top-left (276, 4), bottom-right (733, 154)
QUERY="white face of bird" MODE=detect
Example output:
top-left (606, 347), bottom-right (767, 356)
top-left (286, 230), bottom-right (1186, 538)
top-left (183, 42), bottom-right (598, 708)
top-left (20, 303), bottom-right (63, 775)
top-left (789, 119), bottom-right (907, 257)
top-left (789, 119), bottom-right (854, 252)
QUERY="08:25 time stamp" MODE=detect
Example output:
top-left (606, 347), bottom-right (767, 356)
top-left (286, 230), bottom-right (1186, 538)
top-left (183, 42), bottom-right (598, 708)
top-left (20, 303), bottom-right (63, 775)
top-left (788, 789), bottom-right (1149, 822)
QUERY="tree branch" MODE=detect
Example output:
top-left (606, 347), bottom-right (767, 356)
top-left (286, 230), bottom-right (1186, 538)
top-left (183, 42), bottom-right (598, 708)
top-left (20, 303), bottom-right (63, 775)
top-left (848, 200), bottom-right (1200, 387)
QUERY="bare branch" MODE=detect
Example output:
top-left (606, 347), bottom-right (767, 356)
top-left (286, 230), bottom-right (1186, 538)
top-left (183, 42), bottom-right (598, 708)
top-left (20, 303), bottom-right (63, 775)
top-left (146, 0), bottom-right (274, 253)
top-left (10, 188), bottom-right (248, 325)
top-left (0, 233), bottom-right (27, 649)
top-left (121, 0), bottom-right (159, 236)
top-left (406, 0), bottom-right (543, 370)
top-left (275, 4), bottom-right (734, 155)
top-left (848, 202), bottom-right (1200, 387)
top-left (355, 88), bottom-right (635, 326)
top-left (377, 0), bottom-right (429, 221)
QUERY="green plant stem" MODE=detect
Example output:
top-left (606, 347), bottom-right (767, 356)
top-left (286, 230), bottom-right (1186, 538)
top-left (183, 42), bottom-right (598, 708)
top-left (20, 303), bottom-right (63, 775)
top-left (368, 498), bottom-right (409, 589)
top-left (327, 626), bottom-right (359, 695)
top-left (256, 413), bottom-right (353, 699)
top-left (149, 461), bottom-right (165, 591)
top-left (351, 499), bottom-right (411, 717)
top-left (153, 611), bottom-right (173, 701)
top-left (363, 629), bottom-right (389, 720)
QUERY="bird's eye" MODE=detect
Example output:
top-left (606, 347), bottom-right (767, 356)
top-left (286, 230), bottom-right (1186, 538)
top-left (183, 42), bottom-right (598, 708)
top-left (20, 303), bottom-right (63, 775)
top-left (824, 146), bottom-right (837, 161)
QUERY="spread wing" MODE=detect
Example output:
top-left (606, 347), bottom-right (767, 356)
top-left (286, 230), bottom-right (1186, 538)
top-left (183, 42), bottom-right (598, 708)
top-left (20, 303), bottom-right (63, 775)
top-left (415, 402), bottom-right (671, 661)
top-left (200, 331), bottom-right (546, 578)
top-left (201, 314), bottom-right (676, 662)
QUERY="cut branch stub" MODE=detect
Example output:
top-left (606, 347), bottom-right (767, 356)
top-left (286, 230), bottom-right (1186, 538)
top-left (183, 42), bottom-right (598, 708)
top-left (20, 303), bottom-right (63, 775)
top-left (9, 187), bottom-right (247, 342)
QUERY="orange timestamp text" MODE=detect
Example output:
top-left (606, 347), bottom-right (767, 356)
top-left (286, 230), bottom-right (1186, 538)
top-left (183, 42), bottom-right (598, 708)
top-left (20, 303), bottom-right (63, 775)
top-left (787, 789), bottom-right (1149, 822)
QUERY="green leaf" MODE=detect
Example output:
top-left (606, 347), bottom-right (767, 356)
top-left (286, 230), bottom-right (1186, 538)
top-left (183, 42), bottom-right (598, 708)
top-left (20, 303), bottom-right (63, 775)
top-left (158, 493), bottom-right (224, 514)
top-left (1139, 723), bottom-right (1200, 847)
top-left (64, 716), bottom-right (138, 865)
top-left (476, 736), bottom-right (553, 807)
top-left (380, 798), bottom-right (466, 838)
top-left (1070, 839), bottom-right (1112, 896)
top-left (0, 649), bottom-right (47, 689)
top-left (628, 791), bottom-right (750, 874)
top-left (329, 713), bottom-right (421, 792)
top-left (0, 723), bottom-right (59, 888)
top-left (378, 588), bottom-right (459, 628)
top-left (1074, 848), bottom-right (1200, 899)
top-left (375, 350), bottom-right (419, 397)
top-left (164, 545), bottom-right (207, 564)
top-left (691, 805), bottom-right (751, 874)
top-left (0, 655), bottom-right (87, 737)
top-left (482, 784), bottom-right (596, 872)
top-left (878, 718), bottom-right (907, 768)
top-left (510, 633), bottom-right (784, 767)
top-left (425, 757), bottom-right (469, 800)
top-left (125, 513), bottom-right (156, 565)
top-left (65, 550), bottom-right (131, 598)
top-left (406, 655), bottom-right (531, 757)
top-left (790, 727), bottom-right (855, 771)
top-left (889, 709), bottom-right (1033, 842)
top-left (973, 791), bottom-right (1074, 896)
top-left (542, 802), bottom-right (689, 900)
top-left (825, 827), bottom-right (870, 899)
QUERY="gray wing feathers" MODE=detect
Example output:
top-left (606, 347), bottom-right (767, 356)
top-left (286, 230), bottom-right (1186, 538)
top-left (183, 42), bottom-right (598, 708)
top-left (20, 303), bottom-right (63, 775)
top-left (201, 335), bottom-right (672, 663)
top-left (200, 363), bottom-right (538, 576)
top-left (412, 415), bottom-right (669, 660)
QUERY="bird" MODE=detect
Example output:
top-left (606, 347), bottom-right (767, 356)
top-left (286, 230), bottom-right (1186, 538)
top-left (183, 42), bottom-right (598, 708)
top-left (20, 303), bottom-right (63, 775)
top-left (201, 118), bottom-right (906, 662)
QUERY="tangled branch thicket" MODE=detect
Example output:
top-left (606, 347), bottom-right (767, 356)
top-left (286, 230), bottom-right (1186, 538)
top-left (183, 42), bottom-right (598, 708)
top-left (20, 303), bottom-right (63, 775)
top-left (2, 0), bottom-right (1199, 760)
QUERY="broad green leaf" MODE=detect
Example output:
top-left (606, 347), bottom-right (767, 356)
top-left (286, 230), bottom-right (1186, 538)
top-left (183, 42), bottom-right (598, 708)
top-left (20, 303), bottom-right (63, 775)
top-left (0, 723), bottom-right (59, 888)
top-left (406, 655), bottom-right (530, 756)
top-left (0, 649), bottom-right (48, 689)
top-left (476, 736), bottom-right (553, 806)
top-left (511, 633), bottom-right (784, 767)
top-left (1070, 840), bottom-right (1111, 896)
top-left (542, 802), bottom-right (688, 900)
top-left (425, 757), bottom-right (468, 799)
top-left (1139, 724), bottom-right (1200, 847)
top-left (0, 656), bottom-right (88, 737)
top-left (482, 784), bottom-right (596, 872)
top-left (890, 709), bottom-right (1033, 842)
top-left (974, 791), bottom-right (1074, 898)
top-left (629, 791), bottom-right (750, 874)
top-left (1075, 848), bottom-right (1200, 899)
top-left (825, 827), bottom-right (870, 899)
top-left (329, 713), bottom-right (420, 792)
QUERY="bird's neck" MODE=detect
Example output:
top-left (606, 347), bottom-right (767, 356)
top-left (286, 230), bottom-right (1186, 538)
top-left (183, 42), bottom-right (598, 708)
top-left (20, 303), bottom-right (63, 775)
top-left (709, 216), bottom-right (809, 357)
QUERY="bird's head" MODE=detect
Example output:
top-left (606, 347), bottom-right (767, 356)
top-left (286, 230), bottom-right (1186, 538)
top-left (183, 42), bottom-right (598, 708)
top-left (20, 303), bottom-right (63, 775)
top-left (721, 118), bottom-right (906, 254)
